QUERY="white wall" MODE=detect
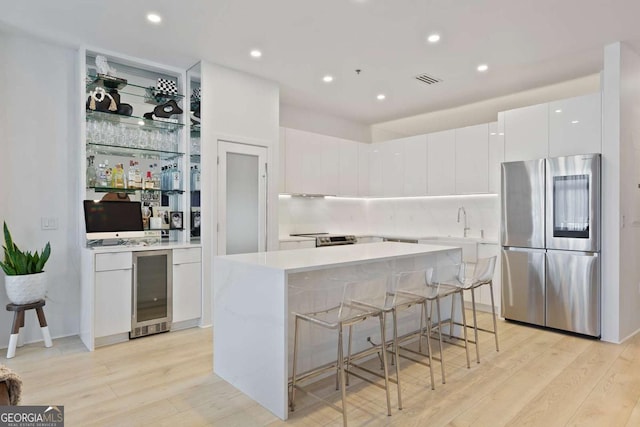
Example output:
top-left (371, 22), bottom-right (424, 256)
top-left (601, 42), bottom-right (640, 344)
top-left (372, 74), bottom-right (601, 142)
top-left (279, 195), bottom-right (499, 242)
top-left (0, 31), bottom-right (80, 346)
top-left (201, 62), bottom-right (280, 326)
top-left (280, 103), bottom-right (370, 143)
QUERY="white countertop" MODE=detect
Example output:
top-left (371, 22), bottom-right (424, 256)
top-left (215, 241), bottom-right (460, 273)
top-left (87, 242), bottom-right (201, 253)
top-left (357, 234), bottom-right (499, 245)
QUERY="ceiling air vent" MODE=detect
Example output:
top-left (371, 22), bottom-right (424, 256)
top-left (415, 73), bottom-right (442, 85)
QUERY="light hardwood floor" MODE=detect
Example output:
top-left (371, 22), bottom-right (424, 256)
top-left (2, 312), bottom-right (640, 426)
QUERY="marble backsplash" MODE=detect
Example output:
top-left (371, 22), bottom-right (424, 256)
top-left (279, 194), bottom-right (500, 241)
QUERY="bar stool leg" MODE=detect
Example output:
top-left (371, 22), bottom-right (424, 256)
top-left (6, 310), bottom-right (21, 359)
top-left (392, 309), bottom-right (402, 410)
top-left (435, 298), bottom-right (445, 384)
top-left (423, 302), bottom-right (435, 390)
top-left (418, 305), bottom-right (424, 353)
top-left (470, 288), bottom-right (480, 364)
top-left (36, 307), bottom-right (52, 348)
top-left (459, 291), bottom-right (471, 369)
top-left (337, 324), bottom-right (348, 427)
top-left (290, 316), bottom-right (300, 411)
top-left (346, 325), bottom-right (353, 386)
top-left (378, 314), bottom-right (392, 416)
top-left (489, 281), bottom-right (500, 352)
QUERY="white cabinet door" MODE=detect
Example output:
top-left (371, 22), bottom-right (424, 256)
top-left (369, 143), bottom-right (384, 197)
top-left (321, 136), bottom-right (340, 195)
top-left (549, 92), bottom-right (601, 157)
top-left (172, 262), bottom-right (202, 323)
top-left (279, 240), bottom-right (316, 250)
top-left (279, 127), bottom-right (286, 193)
top-left (455, 123), bottom-right (489, 194)
top-left (427, 129), bottom-right (456, 195)
top-left (284, 128), bottom-right (324, 194)
top-left (95, 269), bottom-right (132, 337)
top-left (382, 139), bottom-right (404, 197)
top-left (338, 139), bottom-right (359, 196)
top-left (358, 143), bottom-right (370, 197)
top-left (488, 121), bottom-right (505, 194)
top-left (504, 103), bottom-right (549, 161)
top-left (402, 135), bottom-right (428, 196)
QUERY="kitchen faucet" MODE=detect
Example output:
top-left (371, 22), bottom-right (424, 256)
top-left (457, 206), bottom-right (470, 238)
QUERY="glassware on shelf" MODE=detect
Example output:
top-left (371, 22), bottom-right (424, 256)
top-left (87, 155), bottom-right (97, 188)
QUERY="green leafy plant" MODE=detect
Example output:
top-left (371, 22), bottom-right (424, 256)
top-left (0, 222), bottom-right (51, 276)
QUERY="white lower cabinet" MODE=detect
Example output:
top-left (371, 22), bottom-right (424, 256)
top-left (172, 248), bottom-right (202, 323)
top-left (279, 240), bottom-right (316, 250)
top-left (94, 252), bottom-right (132, 338)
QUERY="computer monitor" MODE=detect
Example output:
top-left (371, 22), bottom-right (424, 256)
top-left (83, 200), bottom-right (145, 240)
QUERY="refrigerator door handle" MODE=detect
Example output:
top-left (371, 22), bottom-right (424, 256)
top-left (503, 246), bottom-right (546, 253)
top-left (547, 249), bottom-right (599, 257)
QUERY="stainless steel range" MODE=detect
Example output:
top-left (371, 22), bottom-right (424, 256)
top-left (289, 233), bottom-right (357, 247)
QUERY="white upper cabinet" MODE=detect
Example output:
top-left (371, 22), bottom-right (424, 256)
top-left (279, 127), bottom-right (286, 193)
top-left (357, 143), bottom-right (370, 197)
top-left (455, 123), bottom-right (489, 194)
top-left (427, 129), bottom-right (456, 195)
top-left (548, 92), bottom-right (601, 157)
top-left (402, 135), bottom-right (428, 196)
top-left (321, 136), bottom-right (340, 195)
top-left (488, 120), bottom-right (505, 194)
top-left (369, 144), bottom-right (384, 196)
top-left (338, 138), bottom-right (359, 196)
top-left (381, 139), bottom-right (404, 197)
top-left (504, 103), bottom-right (549, 161)
top-left (284, 128), bottom-right (334, 195)
top-left (282, 127), bottom-right (364, 196)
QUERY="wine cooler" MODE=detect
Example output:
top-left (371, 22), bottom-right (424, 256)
top-left (131, 250), bottom-right (173, 338)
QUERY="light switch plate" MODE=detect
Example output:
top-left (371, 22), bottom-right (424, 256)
top-left (41, 217), bottom-right (58, 230)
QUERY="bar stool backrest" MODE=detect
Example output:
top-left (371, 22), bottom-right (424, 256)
top-left (471, 256), bottom-right (497, 284)
top-left (341, 276), bottom-right (390, 318)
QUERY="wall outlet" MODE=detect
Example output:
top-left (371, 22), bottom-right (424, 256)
top-left (41, 217), bottom-right (58, 230)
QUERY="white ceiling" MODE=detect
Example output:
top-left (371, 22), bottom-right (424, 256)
top-left (2, 0), bottom-right (640, 125)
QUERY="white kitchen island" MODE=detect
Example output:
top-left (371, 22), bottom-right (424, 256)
top-left (213, 242), bottom-right (461, 420)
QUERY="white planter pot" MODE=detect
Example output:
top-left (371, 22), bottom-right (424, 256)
top-left (4, 272), bottom-right (47, 305)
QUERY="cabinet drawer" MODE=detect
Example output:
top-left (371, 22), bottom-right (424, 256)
top-left (173, 248), bottom-right (201, 264)
top-left (95, 252), bottom-right (132, 272)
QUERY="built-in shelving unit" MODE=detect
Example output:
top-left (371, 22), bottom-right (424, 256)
top-left (83, 50), bottom-right (188, 245)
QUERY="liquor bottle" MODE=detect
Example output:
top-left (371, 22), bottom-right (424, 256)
top-left (145, 171), bottom-right (153, 190)
top-left (193, 165), bottom-right (201, 191)
top-left (114, 163), bottom-right (125, 188)
top-left (128, 163), bottom-right (137, 189)
top-left (134, 168), bottom-right (142, 189)
top-left (172, 162), bottom-right (181, 190)
top-left (86, 155), bottom-right (97, 188)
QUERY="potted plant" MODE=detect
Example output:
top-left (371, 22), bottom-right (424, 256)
top-left (0, 222), bottom-right (51, 305)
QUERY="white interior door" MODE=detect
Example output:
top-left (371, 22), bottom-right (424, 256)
top-left (217, 141), bottom-right (268, 255)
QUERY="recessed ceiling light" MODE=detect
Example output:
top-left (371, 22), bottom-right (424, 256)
top-left (571, 120), bottom-right (580, 124)
top-left (138, 120), bottom-right (145, 126)
top-left (250, 49), bottom-right (262, 58)
top-left (477, 64), bottom-right (489, 72)
top-left (146, 13), bottom-right (162, 24)
top-left (377, 94), bottom-right (386, 100)
top-left (498, 132), bottom-right (504, 136)
top-left (427, 34), bottom-right (441, 43)
top-left (555, 109), bottom-right (563, 113)
top-left (490, 132), bottom-right (497, 136)
top-left (322, 75), bottom-right (334, 83)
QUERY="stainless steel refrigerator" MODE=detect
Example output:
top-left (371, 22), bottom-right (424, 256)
top-left (501, 154), bottom-right (601, 337)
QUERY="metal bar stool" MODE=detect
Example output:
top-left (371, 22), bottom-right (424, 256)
top-left (6, 299), bottom-right (53, 358)
top-left (396, 268), bottom-right (471, 386)
top-left (289, 277), bottom-right (393, 426)
top-left (447, 256), bottom-right (499, 363)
